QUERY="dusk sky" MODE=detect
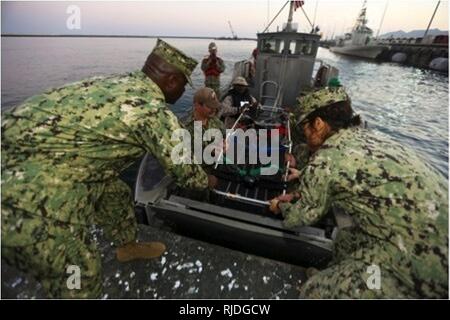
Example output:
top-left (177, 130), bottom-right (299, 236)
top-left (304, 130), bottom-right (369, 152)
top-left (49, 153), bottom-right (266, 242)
top-left (1, 0), bottom-right (449, 38)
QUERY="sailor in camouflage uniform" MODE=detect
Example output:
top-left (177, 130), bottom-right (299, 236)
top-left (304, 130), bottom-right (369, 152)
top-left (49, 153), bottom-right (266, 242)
top-left (182, 87), bottom-right (226, 177)
top-left (270, 87), bottom-right (448, 298)
top-left (183, 87), bottom-right (225, 145)
top-left (1, 39), bottom-right (214, 298)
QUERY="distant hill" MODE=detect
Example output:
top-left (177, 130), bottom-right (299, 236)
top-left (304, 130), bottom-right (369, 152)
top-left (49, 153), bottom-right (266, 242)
top-left (380, 28), bottom-right (448, 38)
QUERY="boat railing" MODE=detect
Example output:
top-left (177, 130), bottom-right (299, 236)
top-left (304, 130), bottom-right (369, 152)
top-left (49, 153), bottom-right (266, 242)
top-left (259, 80), bottom-right (279, 107)
top-left (311, 59), bottom-right (339, 88)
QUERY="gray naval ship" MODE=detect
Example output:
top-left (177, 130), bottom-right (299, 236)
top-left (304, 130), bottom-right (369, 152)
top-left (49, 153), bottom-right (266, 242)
top-left (134, 2), bottom-right (349, 269)
top-left (330, 1), bottom-right (386, 59)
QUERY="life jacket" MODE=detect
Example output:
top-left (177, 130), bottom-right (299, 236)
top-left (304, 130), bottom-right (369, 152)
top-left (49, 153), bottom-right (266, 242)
top-left (204, 56), bottom-right (223, 77)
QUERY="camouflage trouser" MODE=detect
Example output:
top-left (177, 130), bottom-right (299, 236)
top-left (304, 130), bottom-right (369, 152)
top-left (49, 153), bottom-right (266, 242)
top-left (300, 229), bottom-right (448, 299)
top-left (1, 179), bottom-right (137, 299)
top-left (205, 76), bottom-right (221, 97)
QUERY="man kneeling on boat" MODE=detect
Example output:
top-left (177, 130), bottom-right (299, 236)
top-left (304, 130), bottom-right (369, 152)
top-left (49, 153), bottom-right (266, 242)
top-left (181, 87), bottom-right (228, 175)
top-left (183, 87), bottom-right (226, 150)
top-left (218, 76), bottom-right (259, 128)
top-left (1, 39), bottom-right (217, 298)
top-left (269, 87), bottom-right (448, 298)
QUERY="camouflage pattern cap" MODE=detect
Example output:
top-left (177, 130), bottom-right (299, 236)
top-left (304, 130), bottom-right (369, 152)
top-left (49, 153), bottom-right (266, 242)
top-left (152, 38), bottom-right (198, 87)
top-left (298, 87), bottom-right (349, 124)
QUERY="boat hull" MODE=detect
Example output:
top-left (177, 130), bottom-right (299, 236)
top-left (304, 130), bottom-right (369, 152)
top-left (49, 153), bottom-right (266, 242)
top-left (144, 195), bottom-right (334, 268)
top-left (330, 45), bottom-right (385, 59)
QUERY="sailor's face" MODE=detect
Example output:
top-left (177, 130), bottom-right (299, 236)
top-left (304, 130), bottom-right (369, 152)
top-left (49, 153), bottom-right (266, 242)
top-left (165, 74), bottom-right (186, 104)
top-left (194, 103), bottom-right (216, 118)
top-left (235, 85), bottom-right (247, 94)
top-left (303, 118), bottom-right (328, 152)
top-left (205, 104), bottom-right (217, 117)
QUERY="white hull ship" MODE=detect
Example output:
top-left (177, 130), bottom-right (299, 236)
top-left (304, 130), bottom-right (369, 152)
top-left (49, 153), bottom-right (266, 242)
top-left (330, 1), bottom-right (385, 59)
top-left (330, 44), bottom-right (385, 59)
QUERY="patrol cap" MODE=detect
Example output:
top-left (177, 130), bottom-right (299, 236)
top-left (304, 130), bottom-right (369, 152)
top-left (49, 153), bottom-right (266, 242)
top-left (151, 38), bottom-right (198, 87)
top-left (232, 76), bottom-right (249, 87)
top-left (194, 87), bottom-right (221, 110)
top-left (298, 87), bottom-right (349, 124)
top-left (208, 42), bottom-right (218, 51)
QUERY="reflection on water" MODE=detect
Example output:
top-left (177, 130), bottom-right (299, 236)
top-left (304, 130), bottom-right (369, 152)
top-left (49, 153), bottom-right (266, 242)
top-left (1, 37), bottom-right (448, 177)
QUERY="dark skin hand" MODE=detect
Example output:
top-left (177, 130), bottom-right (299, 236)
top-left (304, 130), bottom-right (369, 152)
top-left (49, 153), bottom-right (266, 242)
top-left (207, 175), bottom-right (219, 188)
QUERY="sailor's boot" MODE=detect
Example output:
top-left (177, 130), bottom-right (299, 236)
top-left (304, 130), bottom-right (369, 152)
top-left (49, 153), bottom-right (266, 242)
top-left (116, 241), bottom-right (166, 262)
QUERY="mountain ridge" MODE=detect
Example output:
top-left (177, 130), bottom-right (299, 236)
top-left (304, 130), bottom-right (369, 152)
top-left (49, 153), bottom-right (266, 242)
top-left (379, 28), bottom-right (448, 38)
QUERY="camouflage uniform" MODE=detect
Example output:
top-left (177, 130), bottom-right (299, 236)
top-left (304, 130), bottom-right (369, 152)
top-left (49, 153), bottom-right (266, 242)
top-left (279, 128), bottom-right (448, 299)
top-left (183, 114), bottom-right (226, 162)
top-left (201, 56), bottom-right (225, 97)
top-left (183, 116), bottom-right (226, 143)
top-left (2, 41), bottom-right (208, 298)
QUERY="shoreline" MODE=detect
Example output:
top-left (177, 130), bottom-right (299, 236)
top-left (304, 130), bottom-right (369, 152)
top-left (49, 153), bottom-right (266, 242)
top-left (1, 34), bottom-right (257, 41)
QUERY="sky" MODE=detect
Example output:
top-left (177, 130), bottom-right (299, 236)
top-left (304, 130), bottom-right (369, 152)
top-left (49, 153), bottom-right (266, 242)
top-left (1, 0), bottom-right (449, 38)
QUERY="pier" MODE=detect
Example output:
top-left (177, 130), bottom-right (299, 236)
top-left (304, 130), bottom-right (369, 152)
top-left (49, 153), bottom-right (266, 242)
top-left (376, 36), bottom-right (448, 72)
top-left (319, 36), bottom-right (448, 73)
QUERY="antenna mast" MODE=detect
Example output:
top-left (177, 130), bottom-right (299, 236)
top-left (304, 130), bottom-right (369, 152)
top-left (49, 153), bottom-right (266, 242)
top-left (423, 0), bottom-right (441, 38)
top-left (376, 0), bottom-right (389, 38)
top-left (286, 0), bottom-right (295, 31)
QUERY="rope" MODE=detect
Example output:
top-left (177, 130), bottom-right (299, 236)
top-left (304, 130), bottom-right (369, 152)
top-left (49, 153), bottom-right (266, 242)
top-left (262, 1), bottom-right (290, 33)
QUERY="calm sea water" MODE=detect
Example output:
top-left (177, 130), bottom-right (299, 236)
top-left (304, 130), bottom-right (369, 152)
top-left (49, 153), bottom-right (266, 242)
top-left (2, 37), bottom-right (449, 177)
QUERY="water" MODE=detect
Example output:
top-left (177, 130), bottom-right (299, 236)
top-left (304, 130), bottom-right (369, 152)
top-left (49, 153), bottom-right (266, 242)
top-left (2, 37), bottom-right (448, 177)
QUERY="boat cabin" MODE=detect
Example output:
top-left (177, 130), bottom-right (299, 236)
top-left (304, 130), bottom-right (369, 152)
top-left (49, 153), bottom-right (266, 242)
top-left (251, 31), bottom-right (320, 108)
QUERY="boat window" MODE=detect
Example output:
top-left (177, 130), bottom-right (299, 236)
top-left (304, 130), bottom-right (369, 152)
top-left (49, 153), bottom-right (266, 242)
top-left (289, 41), bottom-right (296, 54)
top-left (275, 39), bottom-right (284, 53)
top-left (280, 41), bottom-right (292, 54)
top-left (261, 39), bottom-right (277, 53)
top-left (295, 40), bottom-right (314, 55)
top-left (294, 40), bottom-right (304, 54)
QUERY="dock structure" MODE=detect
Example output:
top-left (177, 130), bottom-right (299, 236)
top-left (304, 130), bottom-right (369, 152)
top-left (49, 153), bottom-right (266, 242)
top-left (376, 36), bottom-right (448, 72)
top-left (319, 35), bottom-right (448, 73)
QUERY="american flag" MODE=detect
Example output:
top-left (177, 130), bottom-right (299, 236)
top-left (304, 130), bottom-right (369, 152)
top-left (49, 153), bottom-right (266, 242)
top-left (292, 0), bottom-right (305, 11)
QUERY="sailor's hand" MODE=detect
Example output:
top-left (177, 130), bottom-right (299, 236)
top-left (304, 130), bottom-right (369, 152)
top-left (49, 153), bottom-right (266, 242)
top-left (277, 193), bottom-right (293, 203)
top-left (223, 139), bottom-right (229, 152)
top-left (239, 105), bottom-right (250, 114)
top-left (286, 167), bottom-right (300, 182)
top-left (269, 193), bottom-right (300, 214)
top-left (285, 153), bottom-right (297, 168)
top-left (207, 175), bottom-right (219, 188)
top-left (269, 199), bottom-right (281, 215)
top-left (277, 192), bottom-right (300, 203)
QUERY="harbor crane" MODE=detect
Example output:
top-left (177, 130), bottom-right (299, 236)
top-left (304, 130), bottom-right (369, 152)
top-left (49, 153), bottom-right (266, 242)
top-left (228, 21), bottom-right (238, 40)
